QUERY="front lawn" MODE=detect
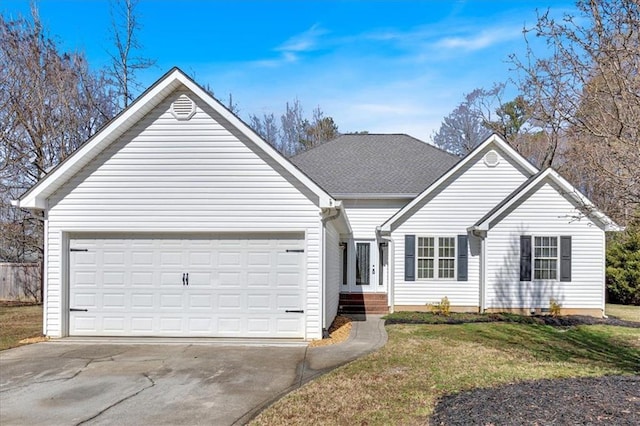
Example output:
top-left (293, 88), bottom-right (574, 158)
top-left (606, 303), bottom-right (640, 322)
top-left (251, 322), bottom-right (640, 425)
top-left (0, 303), bottom-right (43, 351)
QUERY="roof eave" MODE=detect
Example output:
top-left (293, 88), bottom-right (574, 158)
top-left (334, 193), bottom-right (417, 200)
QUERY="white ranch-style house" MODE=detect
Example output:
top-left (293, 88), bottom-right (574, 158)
top-left (14, 68), bottom-right (620, 340)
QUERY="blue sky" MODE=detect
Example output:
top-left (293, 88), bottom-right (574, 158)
top-left (4, 0), bottom-right (576, 141)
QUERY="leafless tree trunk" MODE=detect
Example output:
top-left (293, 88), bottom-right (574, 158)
top-left (108, 0), bottom-right (155, 109)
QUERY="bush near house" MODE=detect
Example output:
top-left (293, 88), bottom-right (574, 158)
top-left (606, 222), bottom-right (640, 305)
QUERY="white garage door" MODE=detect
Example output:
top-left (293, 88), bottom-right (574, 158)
top-left (69, 235), bottom-right (306, 338)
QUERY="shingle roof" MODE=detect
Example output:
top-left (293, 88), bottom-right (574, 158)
top-left (290, 134), bottom-right (460, 196)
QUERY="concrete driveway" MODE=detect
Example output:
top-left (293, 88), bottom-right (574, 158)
top-left (0, 316), bottom-right (388, 426)
top-left (0, 341), bottom-right (308, 426)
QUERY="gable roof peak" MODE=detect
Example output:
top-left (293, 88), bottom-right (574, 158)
top-left (380, 134), bottom-right (540, 232)
top-left (15, 67), bottom-right (335, 210)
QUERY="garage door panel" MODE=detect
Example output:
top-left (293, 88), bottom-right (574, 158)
top-left (188, 294), bottom-right (213, 308)
top-left (247, 294), bottom-right (270, 310)
top-left (103, 272), bottom-right (126, 286)
top-left (102, 293), bottom-right (126, 309)
top-left (73, 293), bottom-right (97, 308)
top-left (247, 272), bottom-right (270, 287)
top-left (131, 293), bottom-right (154, 308)
top-left (73, 271), bottom-right (97, 287)
top-left (160, 272), bottom-right (182, 286)
top-left (69, 236), bottom-right (305, 338)
top-left (131, 251), bottom-right (154, 266)
top-left (131, 272), bottom-right (153, 286)
top-left (131, 317), bottom-right (153, 333)
top-left (160, 293), bottom-right (184, 309)
top-left (218, 294), bottom-right (241, 309)
top-left (103, 316), bottom-right (126, 332)
top-left (218, 272), bottom-right (242, 287)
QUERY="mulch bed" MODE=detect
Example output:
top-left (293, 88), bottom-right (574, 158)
top-left (386, 313), bottom-right (640, 328)
top-left (430, 375), bottom-right (640, 426)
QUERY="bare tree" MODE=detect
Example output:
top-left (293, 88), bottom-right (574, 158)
top-left (250, 113), bottom-right (279, 147)
top-left (1, 6), bottom-right (115, 263)
top-left (250, 100), bottom-right (339, 156)
top-left (510, 0), bottom-right (640, 222)
top-left (108, 0), bottom-right (155, 109)
top-left (301, 107), bottom-right (339, 151)
top-left (432, 89), bottom-right (492, 156)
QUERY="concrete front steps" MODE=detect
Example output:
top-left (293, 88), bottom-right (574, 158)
top-left (338, 293), bottom-right (389, 315)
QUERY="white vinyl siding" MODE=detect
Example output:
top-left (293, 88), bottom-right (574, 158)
top-left (343, 199), bottom-right (408, 239)
top-left (44, 88), bottom-right (324, 338)
top-left (392, 145), bottom-right (531, 307)
top-left (485, 182), bottom-right (605, 310)
top-left (324, 220), bottom-right (341, 329)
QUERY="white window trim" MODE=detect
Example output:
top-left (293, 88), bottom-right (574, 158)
top-left (532, 235), bottom-right (559, 281)
top-left (416, 235), bottom-right (457, 281)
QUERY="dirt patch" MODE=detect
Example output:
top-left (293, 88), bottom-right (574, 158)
top-left (18, 336), bottom-right (49, 344)
top-left (430, 375), bottom-right (640, 426)
top-left (309, 316), bottom-right (352, 347)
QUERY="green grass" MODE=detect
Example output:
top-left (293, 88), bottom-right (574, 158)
top-left (0, 304), bottom-right (43, 351)
top-left (251, 323), bottom-right (640, 426)
top-left (606, 303), bottom-right (640, 322)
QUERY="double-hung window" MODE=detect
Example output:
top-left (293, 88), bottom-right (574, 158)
top-left (534, 236), bottom-right (558, 280)
top-left (417, 236), bottom-right (456, 279)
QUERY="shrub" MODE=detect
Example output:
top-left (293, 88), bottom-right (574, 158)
top-left (606, 223), bottom-right (640, 306)
top-left (549, 298), bottom-right (562, 317)
top-left (429, 296), bottom-right (451, 316)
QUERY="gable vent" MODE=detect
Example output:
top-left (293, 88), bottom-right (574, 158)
top-left (171, 94), bottom-right (196, 120)
top-left (483, 150), bottom-right (500, 167)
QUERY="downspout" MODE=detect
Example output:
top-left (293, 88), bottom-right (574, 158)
top-left (320, 204), bottom-right (343, 338)
top-left (377, 227), bottom-right (394, 313)
top-left (468, 226), bottom-right (487, 313)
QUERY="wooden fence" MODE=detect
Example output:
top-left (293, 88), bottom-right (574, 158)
top-left (0, 263), bottom-right (41, 302)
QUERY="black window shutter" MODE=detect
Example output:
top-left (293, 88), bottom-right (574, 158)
top-left (520, 236), bottom-right (532, 281)
top-left (560, 236), bottom-right (572, 282)
top-left (457, 234), bottom-right (468, 281)
top-left (405, 235), bottom-right (415, 281)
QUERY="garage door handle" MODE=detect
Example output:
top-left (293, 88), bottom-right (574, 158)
top-left (285, 309), bottom-right (304, 313)
top-left (70, 308), bottom-right (88, 312)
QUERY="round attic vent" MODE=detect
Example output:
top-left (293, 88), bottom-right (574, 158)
top-left (171, 94), bottom-right (196, 120)
top-left (484, 150), bottom-right (500, 167)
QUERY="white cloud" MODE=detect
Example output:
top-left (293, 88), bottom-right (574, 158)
top-left (433, 27), bottom-right (521, 51)
top-left (251, 24), bottom-right (328, 68)
top-left (276, 24), bottom-right (327, 53)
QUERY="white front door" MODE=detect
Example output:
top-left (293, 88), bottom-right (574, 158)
top-left (348, 240), bottom-right (379, 293)
top-left (68, 235), bottom-right (306, 338)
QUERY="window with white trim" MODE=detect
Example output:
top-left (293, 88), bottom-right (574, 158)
top-left (417, 237), bottom-right (434, 278)
top-left (417, 236), bottom-right (456, 279)
top-left (438, 237), bottom-right (456, 278)
top-left (534, 236), bottom-right (558, 280)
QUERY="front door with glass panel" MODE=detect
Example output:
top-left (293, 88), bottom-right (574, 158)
top-left (350, 241), bottom-right (378, 292)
